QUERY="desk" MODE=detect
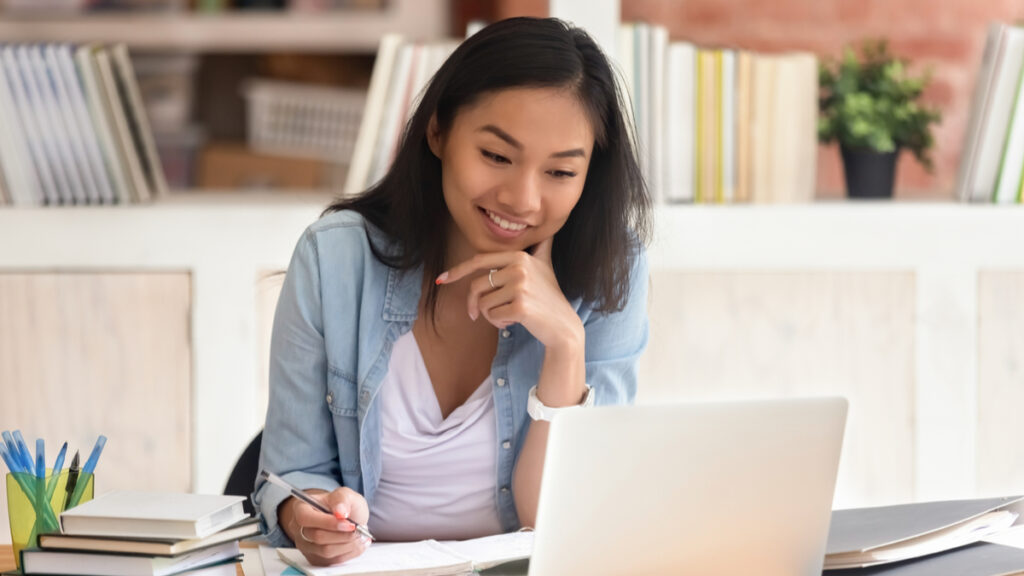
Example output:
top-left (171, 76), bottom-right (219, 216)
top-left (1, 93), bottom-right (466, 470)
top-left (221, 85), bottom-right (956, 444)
top-left (0, 545), bottom-right (255, 575)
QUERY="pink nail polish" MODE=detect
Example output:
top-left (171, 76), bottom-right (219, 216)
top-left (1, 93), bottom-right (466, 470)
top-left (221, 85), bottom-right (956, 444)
top-left (435, 272), bottom-right (449, 285)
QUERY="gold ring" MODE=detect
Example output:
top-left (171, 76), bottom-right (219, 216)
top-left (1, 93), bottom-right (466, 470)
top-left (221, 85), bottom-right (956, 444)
top-left (299, 525), bottom-right (314, 543)
top-left (488, 268), bottom-right (497, 289)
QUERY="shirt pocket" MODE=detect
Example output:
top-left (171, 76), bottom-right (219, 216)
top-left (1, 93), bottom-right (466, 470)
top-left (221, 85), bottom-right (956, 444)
top-left (326, 368), bottom-right (361, 474)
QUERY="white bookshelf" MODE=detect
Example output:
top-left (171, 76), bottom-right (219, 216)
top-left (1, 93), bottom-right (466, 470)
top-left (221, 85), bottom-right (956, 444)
top-left (2, 198), bottom-right (1023, 507)
top-left (0, 0), bottom-right (450, 52)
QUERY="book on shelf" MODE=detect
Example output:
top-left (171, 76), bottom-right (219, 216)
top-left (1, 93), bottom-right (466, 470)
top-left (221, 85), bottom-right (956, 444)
top-left (59, 491), bottom-right (247, 540)
top-left (0, 42), bottom-right (167, 207)
top-left (39, 516), bottom-right (260, 556)
top-left (957, 22), bottom-right (1024, 204)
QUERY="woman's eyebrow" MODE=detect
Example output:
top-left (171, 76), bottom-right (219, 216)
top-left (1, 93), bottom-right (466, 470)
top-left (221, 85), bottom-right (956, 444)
top-left (478, 124), bottom-right (587, 159)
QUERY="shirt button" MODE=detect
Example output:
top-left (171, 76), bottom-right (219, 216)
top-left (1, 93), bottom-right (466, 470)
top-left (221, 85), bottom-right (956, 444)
top-left (502, 441), bottom-right (511, 450)
top-left (497, 378), bottom-right (506, 387)
top-left (325, 393), bottom-right (333, 405)
top-left (502, 329), bottom-right (511, 338)
top-left (501, 486), bottom-right (510, 494)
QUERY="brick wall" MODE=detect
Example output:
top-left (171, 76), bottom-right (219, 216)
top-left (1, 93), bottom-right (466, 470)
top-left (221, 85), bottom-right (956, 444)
top-left (485, 0), bottom-right (1024, 199)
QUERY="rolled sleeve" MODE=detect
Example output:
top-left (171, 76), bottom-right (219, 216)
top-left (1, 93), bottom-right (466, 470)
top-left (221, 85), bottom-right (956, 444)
top-left (252, 228), bottom-right (343, 547)
top-left (583, 248), bottom-right (650, 405)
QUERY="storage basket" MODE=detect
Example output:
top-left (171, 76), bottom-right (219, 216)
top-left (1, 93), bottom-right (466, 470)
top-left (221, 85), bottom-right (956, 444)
top-left (244, 79), bottom-right (366, 163)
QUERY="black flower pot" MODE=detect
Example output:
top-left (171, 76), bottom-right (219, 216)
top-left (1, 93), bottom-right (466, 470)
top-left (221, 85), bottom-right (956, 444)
top-left (840, 145), bottom-right (899, 199)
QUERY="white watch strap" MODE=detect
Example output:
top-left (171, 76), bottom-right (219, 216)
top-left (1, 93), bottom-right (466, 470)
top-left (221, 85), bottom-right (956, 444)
top-left (527, 385), bottom-right (594, 421)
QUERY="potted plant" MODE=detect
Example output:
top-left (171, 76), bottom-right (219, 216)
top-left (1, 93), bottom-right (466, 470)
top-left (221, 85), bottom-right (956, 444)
top-left (818, 39), bottom-right (941, 198)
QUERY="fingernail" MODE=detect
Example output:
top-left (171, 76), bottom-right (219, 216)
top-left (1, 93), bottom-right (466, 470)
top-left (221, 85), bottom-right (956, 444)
top-left (469, 309), bottom-right (477, 321)
top-left (435, 272), bottom-right (448, 285)
top-left (338, 522), bottom-right (355, 532)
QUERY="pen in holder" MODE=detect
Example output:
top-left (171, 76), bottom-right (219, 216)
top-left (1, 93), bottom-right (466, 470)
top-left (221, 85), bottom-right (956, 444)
top-left (5, 470), bottom-right (94, 571)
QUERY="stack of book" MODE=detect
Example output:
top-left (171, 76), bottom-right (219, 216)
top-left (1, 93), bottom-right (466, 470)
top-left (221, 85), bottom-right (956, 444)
top-left (343, 23), bottom-right (818, 205)
top-left (958, 22), bottom-right (1024, 203)
top-left (0, 43), bottom-right (168, 207)
top-left (17, 491), bottom-right (260, 576)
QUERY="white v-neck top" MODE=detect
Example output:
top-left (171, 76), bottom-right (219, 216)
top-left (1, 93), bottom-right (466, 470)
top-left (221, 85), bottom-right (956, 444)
top-left (367, 330), bottom-right (503, 542)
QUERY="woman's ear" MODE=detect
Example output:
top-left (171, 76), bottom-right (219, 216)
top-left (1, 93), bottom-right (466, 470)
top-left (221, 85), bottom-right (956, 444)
top-left (426, 113), bottom-right (442, 159)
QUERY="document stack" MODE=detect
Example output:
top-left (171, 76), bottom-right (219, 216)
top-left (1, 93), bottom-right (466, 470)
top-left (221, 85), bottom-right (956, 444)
top-left (0, 43), bottom-right (168, 206)
top-left (17, 491), bottom-right (259, 576)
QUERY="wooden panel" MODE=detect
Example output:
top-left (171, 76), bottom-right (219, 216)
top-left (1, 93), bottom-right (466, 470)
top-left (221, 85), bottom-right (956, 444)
top-left (977, 271), bottom-right (1024, 495)
top-left (637, 271), bottom-right (916, 509)
top-left (0, 273), bottom-right (191, 544)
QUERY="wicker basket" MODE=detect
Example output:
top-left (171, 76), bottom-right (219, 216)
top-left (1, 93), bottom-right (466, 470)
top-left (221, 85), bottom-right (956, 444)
top-left (244, 79), bottom-right (366, 163)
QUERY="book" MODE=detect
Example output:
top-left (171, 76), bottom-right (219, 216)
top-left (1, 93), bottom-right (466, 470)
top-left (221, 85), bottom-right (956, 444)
top-left (39, 516), bottom-right (259, 556)
top-left (110, 43), bottom-right (169, 199)
top-left (2, 45), bottom-right (60, 205)
top-left (59, 491), bottom-right (247, 540)
top-left (75, 43), bottom-right (132, 204)
top-left (0, 44), bottom-right (42, 206)
top-left (824, 495), bottom-right (1024, 570)
top-left (21, 541), bottom-right (240, 576)
top-left (956, 22), bottom-right (1009, 202)
top-left (275, 531), bottom-right (534, 576)
top-left (93, 46), bottom-right (147, 202)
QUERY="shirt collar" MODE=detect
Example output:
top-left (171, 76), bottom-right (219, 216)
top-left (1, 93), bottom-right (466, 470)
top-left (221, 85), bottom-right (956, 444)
top-left (382, 264), bottom-right (422, 322)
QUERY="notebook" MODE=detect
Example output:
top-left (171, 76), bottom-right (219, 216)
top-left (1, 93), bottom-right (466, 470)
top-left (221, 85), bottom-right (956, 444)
top-left (40, 517), bottom-right (260, 556)
top-left (59, 491), bottom-right (247, 539)
top-left (275, 531), bottom-right (534, 576)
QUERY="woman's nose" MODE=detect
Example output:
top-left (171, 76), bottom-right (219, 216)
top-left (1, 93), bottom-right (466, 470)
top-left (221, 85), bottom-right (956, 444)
top-left (497, 171), bottom-right (541, 215)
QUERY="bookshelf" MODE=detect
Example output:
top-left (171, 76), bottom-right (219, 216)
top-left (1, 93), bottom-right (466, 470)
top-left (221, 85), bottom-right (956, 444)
top-left (0, 0), bottom-right (449, 53)
top-left (3, 199), bottom-right (1024, 510)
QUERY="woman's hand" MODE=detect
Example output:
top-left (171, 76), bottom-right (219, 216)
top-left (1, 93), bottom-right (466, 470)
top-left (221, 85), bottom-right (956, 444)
top-left (279, 487), bottom-right (371, 566)
top-left (436, 237), bottom-right (583, 353)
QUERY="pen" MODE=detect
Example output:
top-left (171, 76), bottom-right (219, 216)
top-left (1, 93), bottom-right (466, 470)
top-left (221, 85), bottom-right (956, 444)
top-left (63, 450), bottom-right (80, 513)
top-left (68, 435), bottom-right (105, 510)
top-left (259, 470), bottom-right (375, 541)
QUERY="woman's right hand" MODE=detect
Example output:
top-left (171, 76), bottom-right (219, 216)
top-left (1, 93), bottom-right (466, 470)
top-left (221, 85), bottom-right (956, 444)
top-left (278, 487), bottom-right (371, 566)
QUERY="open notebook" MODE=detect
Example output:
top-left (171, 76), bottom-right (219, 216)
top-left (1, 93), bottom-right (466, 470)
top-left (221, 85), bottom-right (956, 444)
top-left (274, 532), bottom-right (533, 576)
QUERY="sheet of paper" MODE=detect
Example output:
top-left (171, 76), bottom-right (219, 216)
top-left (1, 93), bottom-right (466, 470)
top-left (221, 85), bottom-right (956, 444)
top-left (277, 541), bottom-right (470, 576)
top-left (438, 531), bottom-right (534, 569)
top-left (260, 546), bottom-right (304, 576)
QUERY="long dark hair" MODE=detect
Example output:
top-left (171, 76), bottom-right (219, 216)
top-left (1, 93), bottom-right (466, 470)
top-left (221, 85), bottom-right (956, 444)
top-left (325, 17), bottom-right (651, 316)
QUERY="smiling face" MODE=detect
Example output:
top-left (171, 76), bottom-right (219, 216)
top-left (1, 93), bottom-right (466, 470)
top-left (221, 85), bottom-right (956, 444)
top-left (428, 86), bottom-right (595, 264)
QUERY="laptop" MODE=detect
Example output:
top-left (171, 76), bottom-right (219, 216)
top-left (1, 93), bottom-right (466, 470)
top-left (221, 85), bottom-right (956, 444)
top-left (528, 397), bottom-right (848, 576)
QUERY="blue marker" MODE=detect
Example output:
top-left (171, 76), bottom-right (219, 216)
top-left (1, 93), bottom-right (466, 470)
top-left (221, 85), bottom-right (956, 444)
top-left (35, 439), bottom-right (45, 479)
top-left (0, 443), bottom-right (22, 474)
top-left (82, 435), bottom-right (106, 476)
top-left (13, 431), bottom-right (33, 471)
top-left (45, 442), bottom-right (68, 500)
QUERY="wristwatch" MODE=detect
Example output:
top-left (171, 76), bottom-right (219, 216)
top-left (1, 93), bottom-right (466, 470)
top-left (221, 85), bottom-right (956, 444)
top-left (527, 385), bottom-right (595, 422)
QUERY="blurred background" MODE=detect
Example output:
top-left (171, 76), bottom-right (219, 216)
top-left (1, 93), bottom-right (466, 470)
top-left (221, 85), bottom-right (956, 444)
top-left (2, 0), bottom-right (1024, 547)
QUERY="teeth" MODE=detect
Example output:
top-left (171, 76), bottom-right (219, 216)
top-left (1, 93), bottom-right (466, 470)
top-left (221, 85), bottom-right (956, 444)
top-left (486, 210), bottom-right (527, 231)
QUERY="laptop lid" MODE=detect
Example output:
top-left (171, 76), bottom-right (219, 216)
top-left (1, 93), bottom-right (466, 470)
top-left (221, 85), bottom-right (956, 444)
top-left (529, 397), bottom-right (848, 576)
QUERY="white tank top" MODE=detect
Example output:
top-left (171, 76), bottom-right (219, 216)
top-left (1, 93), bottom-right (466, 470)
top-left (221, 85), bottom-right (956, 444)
top-left (368, 330), bottom-right (503, 541)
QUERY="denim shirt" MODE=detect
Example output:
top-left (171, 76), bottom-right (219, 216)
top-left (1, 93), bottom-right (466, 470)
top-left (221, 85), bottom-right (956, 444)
top-left (253, 210), bottom-right (649, 547)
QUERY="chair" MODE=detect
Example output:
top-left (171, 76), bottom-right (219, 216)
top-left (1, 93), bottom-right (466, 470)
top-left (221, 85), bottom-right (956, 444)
top-left (224, 431), bottom-right (262, 516)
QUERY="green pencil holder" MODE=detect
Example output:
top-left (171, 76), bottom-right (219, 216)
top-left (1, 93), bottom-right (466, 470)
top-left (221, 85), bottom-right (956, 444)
top-left (6, 470), bottom-right (94, 571)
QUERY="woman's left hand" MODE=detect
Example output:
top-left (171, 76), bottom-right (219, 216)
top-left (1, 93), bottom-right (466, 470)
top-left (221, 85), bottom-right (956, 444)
top-left (437, 237), bottom-right (583, 352)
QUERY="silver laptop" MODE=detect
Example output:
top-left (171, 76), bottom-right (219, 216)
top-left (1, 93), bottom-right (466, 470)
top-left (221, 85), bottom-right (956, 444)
top-left (529, 397), bottom-right (848, 576)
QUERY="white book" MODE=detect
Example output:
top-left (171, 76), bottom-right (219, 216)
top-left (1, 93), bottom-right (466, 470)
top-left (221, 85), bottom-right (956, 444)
top-left (0, 45), bottom-right (43, 205)
top-left (956, 23), bottom-right (1008, 202)
top-left (720, 49), bottom-right (736, 203)
top-left (795, 52), bottom-right (819, 202)
top-left (22, 541), bottom-right (240, 576)
top-left (41, 43), bottom-right (103, 205)
top-left (2, 46), bottom-right (60, 205)
top-left (54, 43), bottom-right (115, 204)
top-left (664, 41), bottom-right (696, 203)
top-left (367, 40), bottom-right (414, 188)
top-left (22, 44), bottom-right (85, 205)
top-left (969, 26), bottom-right (1024, 202)
top-left (111, 43), bottom-right (169, 199)
top-left (60, 491), bottom-right (247, 540)
top-left (344, 33), bottom-right (403, 197)
top-left (75, 44), bottom-right (133, 204)
top-left (648, 24), bottom-right (668, 204)
top-left (94, 46), bottom-right (147, 202)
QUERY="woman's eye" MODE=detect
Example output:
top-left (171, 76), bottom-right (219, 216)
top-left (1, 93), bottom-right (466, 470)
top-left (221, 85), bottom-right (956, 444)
top-left (481, 150), bottom-right (510, 164)
top-left (549, 170), bottom-right (577, 179)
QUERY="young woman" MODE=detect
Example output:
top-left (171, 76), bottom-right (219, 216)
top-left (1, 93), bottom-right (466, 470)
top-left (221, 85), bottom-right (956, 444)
top-left (253, 16), bottom-right (651, 566)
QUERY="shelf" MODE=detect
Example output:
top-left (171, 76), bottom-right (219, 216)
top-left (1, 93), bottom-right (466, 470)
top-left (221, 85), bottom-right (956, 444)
top-left (0, 0), bottom-right (450, 52)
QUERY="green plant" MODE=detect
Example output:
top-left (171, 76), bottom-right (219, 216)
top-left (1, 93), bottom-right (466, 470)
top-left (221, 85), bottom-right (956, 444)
top-left (818, 39), bottom-right (942, 171)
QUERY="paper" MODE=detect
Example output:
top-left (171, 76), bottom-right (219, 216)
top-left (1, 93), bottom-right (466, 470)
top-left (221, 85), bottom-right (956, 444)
top-left (439, 531), bottom-right (534, 569)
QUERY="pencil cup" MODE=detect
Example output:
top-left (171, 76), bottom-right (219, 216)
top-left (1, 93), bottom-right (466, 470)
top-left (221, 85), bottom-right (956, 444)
top-left (6, 470), bottom-right (94, 571)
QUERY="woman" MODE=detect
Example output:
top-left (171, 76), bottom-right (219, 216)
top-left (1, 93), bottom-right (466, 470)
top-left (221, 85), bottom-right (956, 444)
top-left (253, 16), bottom-right (651, 566)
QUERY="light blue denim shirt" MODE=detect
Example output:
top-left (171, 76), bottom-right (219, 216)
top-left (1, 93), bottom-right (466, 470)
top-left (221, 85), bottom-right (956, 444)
top-left (253, 210), bottom-right (649, 547)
